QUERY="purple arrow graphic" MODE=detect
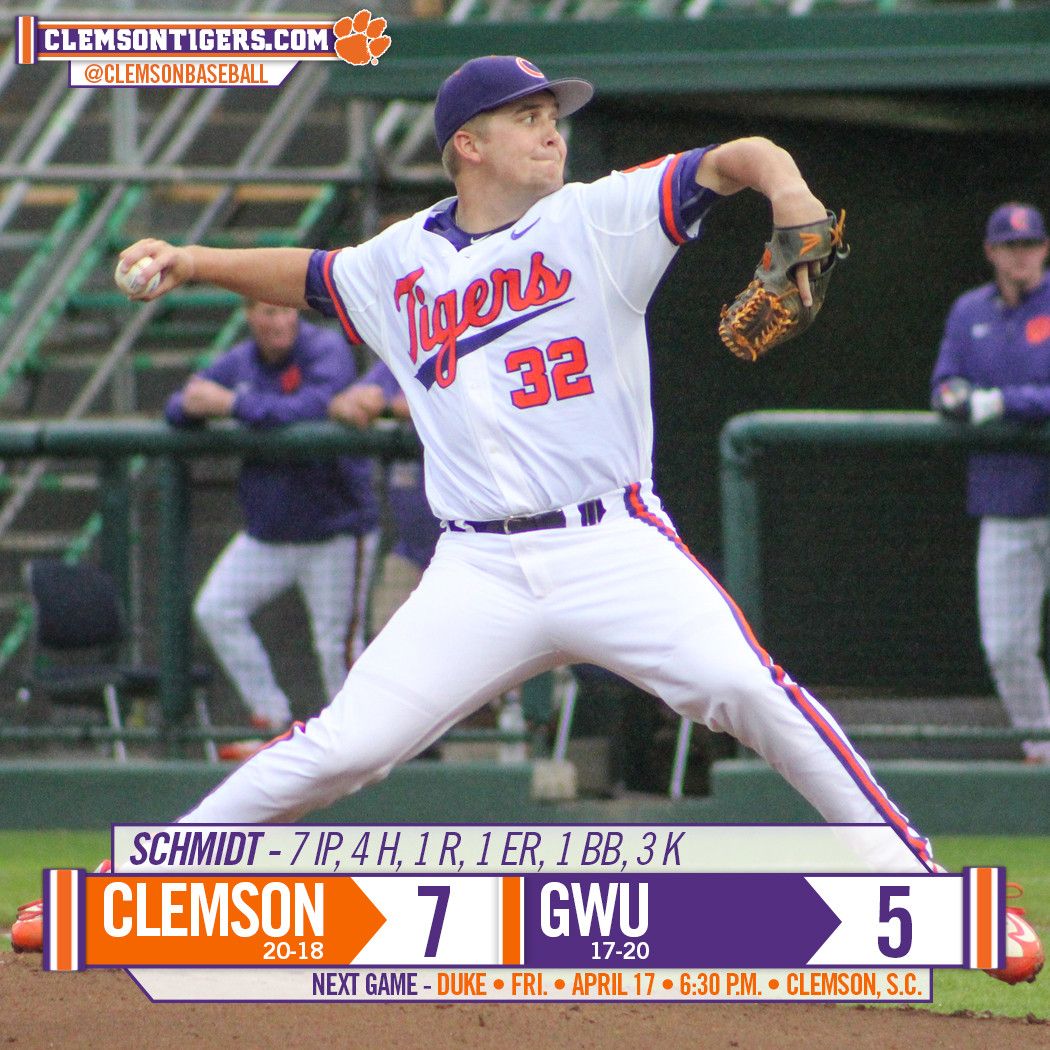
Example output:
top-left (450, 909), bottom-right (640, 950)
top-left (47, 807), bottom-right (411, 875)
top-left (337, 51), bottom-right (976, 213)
top-left (522, 874), bottom-right (841, 969)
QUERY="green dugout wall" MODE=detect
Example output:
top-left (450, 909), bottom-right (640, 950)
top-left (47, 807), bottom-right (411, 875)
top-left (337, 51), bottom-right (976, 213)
top-left (330, 12), bottom-right (1050, 97)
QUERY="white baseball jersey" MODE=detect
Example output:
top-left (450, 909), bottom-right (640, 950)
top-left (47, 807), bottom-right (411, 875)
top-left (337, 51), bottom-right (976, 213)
top-left (317, 150), bottom-right (719, 522)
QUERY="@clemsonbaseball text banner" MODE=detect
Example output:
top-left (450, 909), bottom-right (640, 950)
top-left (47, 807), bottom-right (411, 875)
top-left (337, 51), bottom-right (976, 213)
top-left (14, 10), bottom-right (393, 87)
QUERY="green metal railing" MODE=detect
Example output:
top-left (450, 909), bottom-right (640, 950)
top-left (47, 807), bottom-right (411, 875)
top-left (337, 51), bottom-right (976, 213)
top-left (718, 409), bottom-right (1050, 746)
top-left (4, 410), bottom-right (1047, 754)
top-left (722, 409), bottom-right (1050, 739)
top-left (718, 410), bottom-right (1050, 635)
top-left (0, 419), bottom-right (421, 727)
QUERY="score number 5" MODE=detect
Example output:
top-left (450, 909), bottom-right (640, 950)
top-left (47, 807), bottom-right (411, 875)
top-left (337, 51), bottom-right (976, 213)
top-left (878, 886), bottom-right (912, 959)
top-left (505, 337), bottom-right (594, 409)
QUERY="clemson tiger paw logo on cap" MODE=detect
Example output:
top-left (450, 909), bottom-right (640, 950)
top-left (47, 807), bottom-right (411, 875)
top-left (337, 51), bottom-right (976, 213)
top-left (333, 9), bottom-right (391, 66)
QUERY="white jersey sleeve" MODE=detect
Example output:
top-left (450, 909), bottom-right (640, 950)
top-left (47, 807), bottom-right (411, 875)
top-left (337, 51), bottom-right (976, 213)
top-left (314, 223), bottom-right (413, 365)
top-left (575, 148), bottom-right (720, 313)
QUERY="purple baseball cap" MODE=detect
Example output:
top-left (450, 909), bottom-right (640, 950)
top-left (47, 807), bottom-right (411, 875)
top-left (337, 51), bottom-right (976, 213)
top-left (985, 203), bottom-right (1048, 244)
top-left (434, 55), bottom-right (593, 152)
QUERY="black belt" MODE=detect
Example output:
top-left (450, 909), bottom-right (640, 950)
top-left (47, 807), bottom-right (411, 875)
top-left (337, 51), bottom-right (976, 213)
top-left (449, 497), bottom-right (606, 535)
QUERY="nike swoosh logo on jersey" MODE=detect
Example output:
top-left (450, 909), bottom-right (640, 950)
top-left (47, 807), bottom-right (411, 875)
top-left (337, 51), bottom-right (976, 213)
top-left (414, 297), bottom-right (574, 390)
top-left (510, 219), bottom-right (540, 240)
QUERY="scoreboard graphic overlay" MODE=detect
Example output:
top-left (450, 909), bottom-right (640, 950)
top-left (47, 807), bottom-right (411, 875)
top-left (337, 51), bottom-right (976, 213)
top-left (38, 824), bottom-right (1005, 1003)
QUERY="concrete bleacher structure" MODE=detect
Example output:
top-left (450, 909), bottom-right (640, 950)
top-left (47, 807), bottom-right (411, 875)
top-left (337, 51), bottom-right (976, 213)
top-left (0, 10), bottom-right (365, 727)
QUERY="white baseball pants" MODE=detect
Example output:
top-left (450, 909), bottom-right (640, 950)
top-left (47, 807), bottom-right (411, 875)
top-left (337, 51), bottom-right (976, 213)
top-left (194, 530), bottom-right (379, 725)
top-left (977, 516), bottom-right (1050, 762)
top-left (181, 485), bottom-right (931, 869)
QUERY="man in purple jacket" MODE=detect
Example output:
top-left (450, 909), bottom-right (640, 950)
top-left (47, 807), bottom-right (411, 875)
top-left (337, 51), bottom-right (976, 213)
top-left (931, 202), bottom-right (1050, 763)
top-left (165, 300), bottom-right (379, 745)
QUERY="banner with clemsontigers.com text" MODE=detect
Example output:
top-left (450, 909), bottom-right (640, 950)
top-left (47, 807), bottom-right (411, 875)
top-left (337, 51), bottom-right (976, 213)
top-left (15, 9), bottom-right (392, 87)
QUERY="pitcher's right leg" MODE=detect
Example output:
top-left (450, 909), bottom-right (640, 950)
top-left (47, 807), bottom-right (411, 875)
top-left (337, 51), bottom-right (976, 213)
top-left (181, 536), bottom-right (558, 824)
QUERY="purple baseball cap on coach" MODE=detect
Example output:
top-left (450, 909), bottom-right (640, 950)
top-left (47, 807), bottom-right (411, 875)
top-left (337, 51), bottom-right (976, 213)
top-left (434, 55), bottom-right (594, 152)
top-left (985, 202), bottom-right (1048, 244)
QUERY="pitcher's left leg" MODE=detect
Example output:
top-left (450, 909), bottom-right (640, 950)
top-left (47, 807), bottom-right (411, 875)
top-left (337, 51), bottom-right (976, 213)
top-left (553, 512), bottom-right (932, 869)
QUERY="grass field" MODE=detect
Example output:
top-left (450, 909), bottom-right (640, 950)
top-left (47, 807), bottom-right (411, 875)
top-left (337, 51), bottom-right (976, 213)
top-left (1, 831), bottom-right (1047, 1018)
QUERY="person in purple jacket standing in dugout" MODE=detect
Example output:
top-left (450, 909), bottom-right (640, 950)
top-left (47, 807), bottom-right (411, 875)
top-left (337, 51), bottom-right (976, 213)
top-left (931, 202), bottom-right (1050, 763)
top-left (165, 300), bottom-right (379, 753)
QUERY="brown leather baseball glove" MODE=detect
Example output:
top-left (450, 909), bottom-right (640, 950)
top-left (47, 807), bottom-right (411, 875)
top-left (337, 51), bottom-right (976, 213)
top-left (718, 209), bottom-right (849, 363)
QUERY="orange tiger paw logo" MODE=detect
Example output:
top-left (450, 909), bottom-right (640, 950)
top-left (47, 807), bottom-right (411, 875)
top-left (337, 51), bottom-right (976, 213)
top-left (333, 9), bottom-right (391, 66)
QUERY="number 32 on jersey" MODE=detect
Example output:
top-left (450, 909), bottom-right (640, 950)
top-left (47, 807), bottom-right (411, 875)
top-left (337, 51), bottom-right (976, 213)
top-left (505, 337), bottom-right (594, 409)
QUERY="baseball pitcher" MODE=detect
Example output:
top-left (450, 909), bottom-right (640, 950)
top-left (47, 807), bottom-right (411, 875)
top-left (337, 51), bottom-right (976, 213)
top-left (115, 57), bottom-right (917, 860)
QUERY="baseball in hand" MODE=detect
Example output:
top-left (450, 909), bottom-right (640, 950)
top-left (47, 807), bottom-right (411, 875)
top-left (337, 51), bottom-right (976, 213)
top-left (114, 256), bottom-right (162, 296)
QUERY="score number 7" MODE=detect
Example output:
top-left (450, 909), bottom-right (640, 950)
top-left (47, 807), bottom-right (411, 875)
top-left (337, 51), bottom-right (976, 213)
top-left (418, 885), bottom-right (450, 958)
top-left (878, 886), bottom-right (912, 959)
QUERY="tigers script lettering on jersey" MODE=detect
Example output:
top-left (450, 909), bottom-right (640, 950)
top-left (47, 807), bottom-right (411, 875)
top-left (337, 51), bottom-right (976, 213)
top-left (394, 251), bottom-right (573, 389)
